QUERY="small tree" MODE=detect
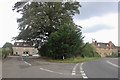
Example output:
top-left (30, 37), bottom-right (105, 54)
top-left (81, 43), bottom-right (100, 57)
top-left (2, 42), bottom-right (13, 58)
top-left (40, 24), bottom-right (84, 59)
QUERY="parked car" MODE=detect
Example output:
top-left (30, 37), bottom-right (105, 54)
top-left (22, 53), bottom-right (29, 57)
top-left (32, 53), bottom-right (39, 57)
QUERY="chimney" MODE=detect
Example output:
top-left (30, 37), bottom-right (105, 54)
top-left (95, 40), bottom-right (97, 46)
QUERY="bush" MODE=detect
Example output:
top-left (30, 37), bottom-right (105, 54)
top-left (39, 24), bottom-right (84, 59)
top-left (81, 43), bottom-right (100, 57)
top-left (107, 52), bottom-right (118, 58)
top-left (2, 48), bottom-right (8, 59)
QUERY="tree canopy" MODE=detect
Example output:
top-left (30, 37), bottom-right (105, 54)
top-left (13, 2), bottom-right (81, 47)
top-left (40, 24), bottom-right (84, 59)
top-left (2, 42), bottom-right (13, 58)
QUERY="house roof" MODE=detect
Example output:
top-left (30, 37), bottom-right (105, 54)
top-left (97, 42), bottom-right (109, 48)
top-left (93, 41), bottom-right (116, 49)
top-left (13, 42), bottom-right (34, 47)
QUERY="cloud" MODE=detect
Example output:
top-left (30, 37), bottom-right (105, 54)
top-left (0, 0), bottom-right (20, 47)
top-left (74, 2), bottom-right (118, 20)
top-left (73, 13), bottom-right (118, 45)
top-left (82, 24), bottom-right (113, 33)
top-left (83, 28), bottom-right (118, 46)
top-left (74, 13), bottom-right (118, 28)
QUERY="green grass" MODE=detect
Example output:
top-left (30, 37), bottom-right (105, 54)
top-left (48, 57), bottom-right (100, 63)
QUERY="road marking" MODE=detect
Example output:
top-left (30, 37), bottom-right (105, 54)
top-left (24, 61), bottom-right (32, 66)
top-left (72, 63), bottom-right (79, 75)
top-left (21, 57), bottom-right (32, 66)
top-left (106, 60), bottom-right (120, 68)
top-left (40, 68), bottom-right (67, 75)
top-left (80, 63), bottom-right (83, 71)
top-left (80, 63), bottom-right (88, 79)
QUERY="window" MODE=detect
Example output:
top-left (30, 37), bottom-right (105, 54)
top-left (24, 44), bottom-right (26, 46)
top-left (16, 52), bottom-right (18, 55)
top-left (98, 44), bottom-right (100, 47)
top-left (33, 43), bottom-right (35, 46)
top-left (107, 44), bottom-right (108, 46)
top-left (17, 43), bottom-right (19, 46)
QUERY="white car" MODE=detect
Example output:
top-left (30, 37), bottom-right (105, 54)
top-left (22, 53), bottom-right (29, 57)
top-left (32, 54), bottom-right (39, 57)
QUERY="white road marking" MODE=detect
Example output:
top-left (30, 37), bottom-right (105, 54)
top-left (80, 71), bottom-right (84, 73)
top-left (72, 73), bottom-right (76, 75)
top-left (72, 63), bottom-right (79, 75)
top-left (21, 57), bottom-right (32, 66)
top-left (80, 63), bottom-right (88, 79)
top-left (106, 60), bottom-right (120, 68)
top-left (40, 68), bottom-right (67, 75)
top-left (24, 61), bottom-right (32, 66)
top-left (80, 63), bottom-right (83, 71)
top-left (83, 75), bottom-right (88, 79)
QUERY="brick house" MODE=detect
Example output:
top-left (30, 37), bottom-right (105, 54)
top-left (92, 40), bottom-right (118, 57)
top-left (12, 42), bottom-right (38, 56)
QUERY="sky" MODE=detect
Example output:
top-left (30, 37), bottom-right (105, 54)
top-left (0, 0), bottom-right (119, 47)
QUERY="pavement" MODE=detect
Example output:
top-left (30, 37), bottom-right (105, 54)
top-left (2, 56), bottom-right (119, 79)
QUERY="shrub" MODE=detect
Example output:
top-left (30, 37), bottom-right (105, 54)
top-left (39, 24), bottom-right (84, 59)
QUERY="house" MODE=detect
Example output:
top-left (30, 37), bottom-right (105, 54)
top-left (92, 40), bottom-right (118, 57)
top-left (115, 46), bottom-right (120, 57)
top-left (12, 42), bottom-right (38, 56)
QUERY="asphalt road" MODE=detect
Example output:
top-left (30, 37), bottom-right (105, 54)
top-left (82, 58), bottom-right (119, 78)
top-left (2, 56), bottom-right (119, 78)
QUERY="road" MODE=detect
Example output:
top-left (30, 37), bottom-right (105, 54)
top-left (82, 58), bottom-right (119, 78)
top-left (2, 56), bottom-right (119, 79)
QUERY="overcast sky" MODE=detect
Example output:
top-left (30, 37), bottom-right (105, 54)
top-left (0, 0), bottom-right (119, 47)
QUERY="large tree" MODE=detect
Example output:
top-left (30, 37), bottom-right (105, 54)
top-left (12, 1), bottom-right (81, 47)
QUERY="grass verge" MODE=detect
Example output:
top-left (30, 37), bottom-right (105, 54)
top-left (49, 57), bottom-right (100, 63)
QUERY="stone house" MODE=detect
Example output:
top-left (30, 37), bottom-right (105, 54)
top-left (12, 42), bottom-right (38, 56)
top-left (92, 40), bottom-right (118, 57)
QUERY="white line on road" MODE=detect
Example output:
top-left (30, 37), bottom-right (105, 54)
top-left (106, 60), bottom-right (120, 68)
top-left (80, 63), bottom-right (88, 79)
top-left (40, 68), bottom-right (67, 75)
top-left (24, 61), bottom-right (32, 66)
top-left (72, 63), bottom-right (79, 75)
top-left (21, 57), bottom-right (32, 66)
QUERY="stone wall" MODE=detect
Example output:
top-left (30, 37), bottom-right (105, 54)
top-left (95, 48), bottom-right (117, 57)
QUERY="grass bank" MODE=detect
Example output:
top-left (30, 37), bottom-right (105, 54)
top-left (49, 57), bottom-right (100, 63)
